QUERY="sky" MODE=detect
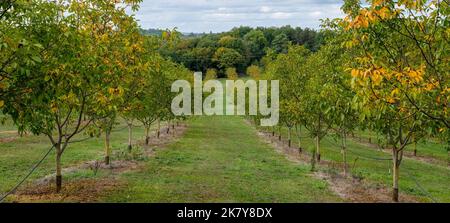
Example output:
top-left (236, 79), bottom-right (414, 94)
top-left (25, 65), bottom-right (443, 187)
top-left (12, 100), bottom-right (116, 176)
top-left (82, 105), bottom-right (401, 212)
top-left (130, 0), bottom-right (345, 33)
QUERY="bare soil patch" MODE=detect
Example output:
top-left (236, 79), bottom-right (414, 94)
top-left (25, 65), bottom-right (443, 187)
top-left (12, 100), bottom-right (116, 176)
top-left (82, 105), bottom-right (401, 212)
top-left (12, 178), bottom-right (124, 203)
top-left (140, 124), bottom-right (188, 156)
top-left (314, 171), bottom-right (418, 203)
top-left (33, 160), bottom-right (141, 187)
top-left (0, 130), bottom-right (18, 134)
top-left (0, 137), bottom-right (17, 143)
top-left (0, 130), bottom-right (19, 143)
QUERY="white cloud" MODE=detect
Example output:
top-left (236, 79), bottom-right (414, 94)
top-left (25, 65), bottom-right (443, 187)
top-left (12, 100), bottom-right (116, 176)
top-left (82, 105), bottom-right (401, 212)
top-left (309, 11), bottom-right (322, 17)
top-left (260, 6), bottom-right (272, 13)
top-left (270, 12), bottom-right (292, 19)
top-left (131, 0), bottom-right (344, 33)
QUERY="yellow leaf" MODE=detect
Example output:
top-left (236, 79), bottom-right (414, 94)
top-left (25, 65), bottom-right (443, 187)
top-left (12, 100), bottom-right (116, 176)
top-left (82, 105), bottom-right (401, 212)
top-left (395, 72), bottom-right (403, 80)
top-left (378, 7), bottom-right (390, 19)
top-left (372, 72), bottom-right (383, 85)
top-left (387, 97), bottom-right (396, 104)
top-left (351, 69), bottom-right (360, 77)
top-left (0, 100), bottom-right (4, 108)
top-left (391, 88), bottom-right (400, 97)
top-left (50, 103), bottom-right (58, 113)
top-left (424, 83), bottom-right (434, 91)
top-left (373, 0), bottom-right (385, 7)
top-left (108, 88), bottom-right (115, 95)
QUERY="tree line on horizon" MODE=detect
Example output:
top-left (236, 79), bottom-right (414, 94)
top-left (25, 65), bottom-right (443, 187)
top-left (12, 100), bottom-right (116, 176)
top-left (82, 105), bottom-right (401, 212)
top-left (146, 26), bottom-right (323, 76)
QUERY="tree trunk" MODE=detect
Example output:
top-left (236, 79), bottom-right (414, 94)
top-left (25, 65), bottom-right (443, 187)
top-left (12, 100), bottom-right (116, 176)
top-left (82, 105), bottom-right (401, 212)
top-left (413, 142), bottom-right (417, 157)
top-left (311, 149), bottom-right (316, 172)
top-left (272, 126), bottom-right (275, 137)
top-left (127, 123), bottom-right (132, 152)
top-left (392, 148), bottom-right (400, 202)
top-left (145, 126), bottom-right (150, 145)
top-left (157, 119), bottom-right (160, 138)
top-left (296, 125), bottom-right (302, 153)
top-left (447, 137), bottom-right (450, 167)
top-left (288, 127), bottom-right (292, 148)
top-left (278, 126), bottom-right (281, 141)
top-left (166, 120), bottom-right (170, 134)
top-left (447, 150), bottom-right (449, 167)
top-left (104, 129), bottom-right (111, 165)
top-left (316, 116), bottom-right (322, 162)
top-left (342, 132), bottom-right (348, 176)
top-left (172, 122), bottom-right (176, 136)
top-left (316, 135), bottom-right (321, 162)
top-left (55, 144), bottom-right (62, 193)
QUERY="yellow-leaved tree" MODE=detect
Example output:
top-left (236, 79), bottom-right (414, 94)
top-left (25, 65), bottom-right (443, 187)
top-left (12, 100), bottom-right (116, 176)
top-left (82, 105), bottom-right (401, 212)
top-left (342, 0), bottom-right (449, 201)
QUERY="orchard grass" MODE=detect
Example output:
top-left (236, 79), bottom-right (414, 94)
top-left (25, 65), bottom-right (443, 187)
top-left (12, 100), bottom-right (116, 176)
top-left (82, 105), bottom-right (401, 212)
top-left (271, 126), bottom-right (450, 202)
top-left (0, 118), bottom-right (148, 198)
top-left (354, 130), bottom-right (448, 164)
top-left (103, 116), bottom-right (341, 203)
top-left (1, 114), bottom-right (448, 202)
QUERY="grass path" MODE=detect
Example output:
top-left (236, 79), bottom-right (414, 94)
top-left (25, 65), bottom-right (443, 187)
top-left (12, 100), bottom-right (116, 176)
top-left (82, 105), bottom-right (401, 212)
top-left (104, 116), bottom-right (341, 203)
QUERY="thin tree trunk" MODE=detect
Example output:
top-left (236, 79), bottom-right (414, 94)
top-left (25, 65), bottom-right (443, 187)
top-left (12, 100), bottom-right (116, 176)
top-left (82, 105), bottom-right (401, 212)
top-left (288, 127), bottom-right (292, 148)
top-left (413, 142), bottom-right (417, 157)
top-left (296, 125), bottom-right (302, 154)
top-left (447, 136), bottom-right (450, 167)
top-left (55, 143), bottom-right (62, 193)
top-left (278, 126), bottom-right (281, 141)
top-left (392, 148), bottom-right (400, 202)
top-left (104, 129), bottom-right (111, 165)
top-left (447, 150), bottom-right (449, 167)
top-left (127, 123), bottom-right (132, 152)
top-left (145, 126), bottom-right (150, 145)
top-left (342, 132), bottom-right (348, 176)
top-left (311, 149), bottom-right (316, 172)
top-left (272, 126), bottom-right (275, 137)
top-left (166, 120), bottom-right (170, 134)
top-left (317, 116), bottom-right (322, 162)
top-left (157, 119), bottom-right (160, 138)
top-left (316, 135), bottom-right (321, 162)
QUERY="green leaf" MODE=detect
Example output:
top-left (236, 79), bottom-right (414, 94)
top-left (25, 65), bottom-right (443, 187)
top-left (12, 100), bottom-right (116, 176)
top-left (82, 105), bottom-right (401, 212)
top-left (31, 55), bottom-right (42, 63)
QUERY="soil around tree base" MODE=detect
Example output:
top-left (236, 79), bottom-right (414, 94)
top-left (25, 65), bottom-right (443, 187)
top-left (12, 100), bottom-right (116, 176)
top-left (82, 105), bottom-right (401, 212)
top-left (252, 125), bottom-right (420, 203)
